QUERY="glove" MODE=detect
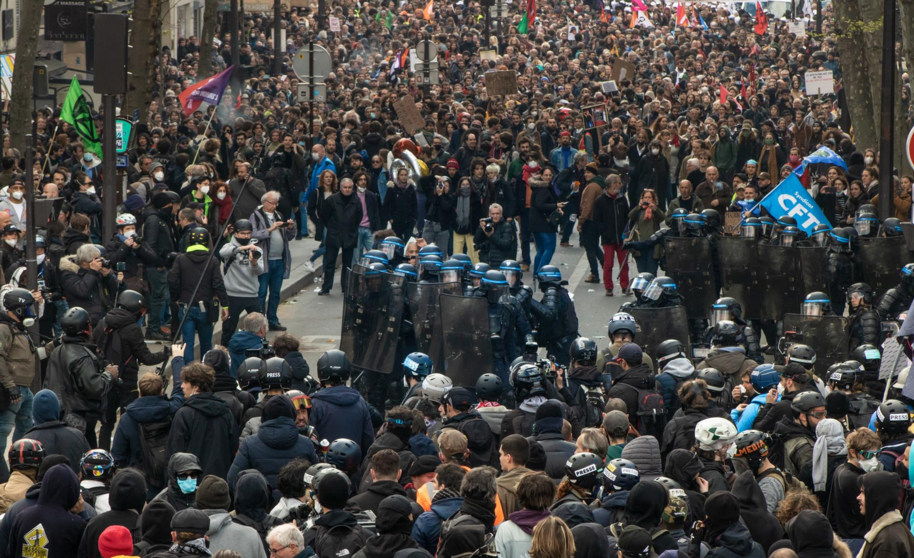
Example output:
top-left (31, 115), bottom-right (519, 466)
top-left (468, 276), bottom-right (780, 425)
top-left (7, 386), bottom-right (21, 402)
top-left (163, 345), bottom-right (172, 357)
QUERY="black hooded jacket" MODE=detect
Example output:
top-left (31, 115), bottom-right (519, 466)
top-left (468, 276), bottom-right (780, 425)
top-left (663, 449), bottom-right (706, 528)
top-left (857, 471), bottom-right (914, 558)
top-left (440, 412), bottom-right (497, 468)
top-left (152, 453), bottom-right (201, 512)
top-left (826, 461), bottom-right (867, 539)
top-left (165, 393), bottom-right (238, 480)
top-left (786, 510), bottom-right (839, 558)
top-left (351, 498), bottom-right (418, 558)
top-left (8, 465), bottom-right (85, 558)
top-left (606, 363), bottom-right (655, 424)
top-left (232, 471), bottom-right (282, 551)
top-left (93, 308), bottom-right (168, 386)
top-left (730, 471), bottom-right (785, 554)
top-left (77, 469), bottom-right (147, 558)
top-left (621, 480), bottom-right (678, 554)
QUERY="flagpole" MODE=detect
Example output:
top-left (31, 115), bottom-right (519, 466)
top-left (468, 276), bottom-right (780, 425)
top-left (38, 123), bottom-right (59, 178)
top-left (191, 108), bottom-right (219, 166)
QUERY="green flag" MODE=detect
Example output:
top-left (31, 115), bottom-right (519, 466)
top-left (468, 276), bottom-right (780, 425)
top-left (517, 12), bottom-right (528, 34)
top-left (60, 76), bottom-right (102, 158)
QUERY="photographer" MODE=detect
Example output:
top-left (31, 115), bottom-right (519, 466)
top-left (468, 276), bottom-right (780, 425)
top-left (45, 307), bottom-right (119, 444)
top-left (106, 214), bottom-right (161, 299)
top-left (142, 192), bottom-right (178, 341)
top-left (251, 191), bottom-right (295, 331)
top-left (59, 244), bottom-right (123, 327)
top-left (219, 219), bottom-right (266, 346)
top-left (473, 203), bottom-right (517, 269)
top-left (421, 174), bottom-right (457, 250)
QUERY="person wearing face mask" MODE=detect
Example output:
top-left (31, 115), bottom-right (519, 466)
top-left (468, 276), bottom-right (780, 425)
top-left (0, 180), bottom-right (27, 232)
top-left (218, 219), bottom-right (265, 347)
top-left (148, 162), bottom-right (168, 188)
top-left (70, 174), bottom-right (104, 243)
top-left (179, 177), bottom-right (217, 237)
top-left (153, 453), bottom-right (203, 512)
top-left (827, 428), bottom-right (881, 541)
top-left (0, 225), bottom-right (21, 278)
top-left (105, 214), bottom-right (159, 299)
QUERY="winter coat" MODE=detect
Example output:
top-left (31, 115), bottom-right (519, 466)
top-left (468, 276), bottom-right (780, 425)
top-left (141, 210), bottom-right (176, 262)
top-left (93, 308), bottom-right (169, 386)
top-left (495, 466), bottom-right (533, 517)
top-left (167, 249), bottom-right (228, 310)
top-left (0, 315), bottom-right (38, 389)
top-left (77, 470), bottom-right (146, 558)
top-left (310, 386), bottom-right (375, 452)
top-left (858, 472), bottom-right (914, 558)
top-left (348, 481), bottom-right (409, 516)
top-left (23, 421), bottom-right (90, 478)
top-left (827, 461), bottom-right (867, 539)
top-left (229, 331), bottom-right (266, 378)
top-left (383, 184), bottom-right (418, 227)
top-left (620, 436), bottom-right (663, 481)
top-left (152, 453), bottom-right (201, 512)
top-left (7, 465), bottom-right (85, 558)
top-left (165, 393), bottom-right (239, 480)
top-left (320, 192), bottom-right (365, 249)
top-left (301, 509), bottom-right (370, 558)
top-left (476, 405), bottom-right (508, 438)
top-left (592, 191), bottom-right (630, 246)
top-left (58, 256), bottom-right (119, 326)
top-left (630, 154), bottom-right (671, 207)
top-left (530, 177), bottom-right (559, 234)
top-left (730, 471), bottom-right (785, 554)
top-left (772, 417), bottom-right (815, 487)
top-left (695, 180), bottom-right (735, 219)
top-left (229, 177), bottom-right (268, 222)
top-left (0, 483), bottom-right (41, 553)
top-left (203, 509), bottom-right (267, 558)
top-left (606, 363), bottom-right (656, 426)
top-left (703, 521), bottom-right (765, 558)
top-left (105, 234), bottom-right (161, 279)
top-left (473, 219), bottom-right (517, 268)
top-left (661, 406), bottom-right (731, 459)
top-left (249, 206), bottom-right (296, 278)
top-left (0, 471), bottom-right (36, 514)
top-left (623, 480), bottom-right (679, 554)
top-left (439, 412), bottom-right (498, 469)
top-left (531, 420), bottom-right (575, 482)
top-left (655, 357), bottom-right (696, 415)
top-left (493, 517), bottom-right (535, 558)
top-left (592, 490), bottom-right (629, 527)
top-left (357, 432), bottom-right (417, 493)
top-left (411, 496), bottom-right (462, 554)
top-left (227, 416), bottom-right (319, 501)
top-left (231, 471), bottom-right (283, 551)
top-left (45, 337), bottom-right (116, 415)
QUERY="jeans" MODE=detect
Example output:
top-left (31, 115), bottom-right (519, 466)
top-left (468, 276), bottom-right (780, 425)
top-left (581, 221), bottom-right (604, 276)
top-left (416, 191), bottom-right (427, 234)
top-left (0, 386), bottom-right (35, 482)
top-left (221, 296), bottom-right (263, 346)
top-left (322, 245), bottom-right (354, 293)
top-left (422, 221), bottom-right (451, 255)
top-left (392, 221), bottom-right (416, 242)
top-left (178, 306), bottom-right (213, 361)
top-left (634, 252), bottom-right (659, 276)
top-left (300, 200), bottom-right (310, 236)
top-left (533, 232), bottom-right (556, 273)
top-left (311, 245), bottom-right (326, 263)
top-left (146, 267), bottom-right (169, 331)
top-left (352, 227), bottom-right (374, 267)
top-left (519, 209), bottom-right (532, 265)
top-left (603, 244), bottom-right (630, 291)
top-left (452, 232), bottom-right (479, 263)
top-left (258, 261), bottom-right (285, 324)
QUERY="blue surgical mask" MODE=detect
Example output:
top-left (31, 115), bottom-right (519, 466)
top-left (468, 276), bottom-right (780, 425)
top-left (177, 477), bottom-right (197, 494)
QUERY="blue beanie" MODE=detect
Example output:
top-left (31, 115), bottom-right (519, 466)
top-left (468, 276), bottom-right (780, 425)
top-left (33, 389), bottom-right (61, 424)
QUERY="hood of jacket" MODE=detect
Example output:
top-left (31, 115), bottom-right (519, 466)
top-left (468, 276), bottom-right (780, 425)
top-left (772, 416), bottom-right (815, 443)
top-left (663, 449), bottom-right (703, 490)
top-left (184, 250), bottom-right (211, 263)
top-left (569, 365), bottom-right (603, 385)
top-left (125, 394), bottom-right (174, 423)
top-left (183, 392), bottom-right (230, 418)
top-left (787, 510), bottom-right (835, 556)
top-left (37, 464), bottom-right (80, 510)
top-left (228, 331), bottom-right (264, 353)
top-left (206, 510), bottom-right (237, 536)
top-left (58, 254), bottom-right (81, 274)
top-left (166, 453), bottom-right (202, 493)
top-left (621, 436), bottom-right (662, 480)
top-left (509, 509), bottom-right (551, 536)
top-left (63, 228), bottom-right (89, 250)
top-left (571, 523), bottom-right (609, 558)
top-left (312, 385), bottom-right (364, 407)
top-left (861, 471), bottom-right (903, 527)
top-left (141, 499), bottom-right (177, 544)
top-left (431, 496), bottom-right (463, 520)
top-left (257, 416), bottom-right (300, 450)
top-left (714, 522), bottom-right (757, 556)
top-left (613, 363), bottom-right (654, 389)
top-left (234, 470), bottom-right (271, 522)
top-left (601, 490), bottom-right (630, 510)
top-left (730, 470), bottom-right (768, 515)
top-left (109, 468), bottom-right (148, 512)
top-left (663, 357), bottom-right (695, 379)
top-left (365, 480), bottom-right (407, 500)
top-left (104, 308), bottom-right (140, 330)
top-left (623, 480), bottom-right (668, 530)
top-left (704, 351), bottom-right (749, 375)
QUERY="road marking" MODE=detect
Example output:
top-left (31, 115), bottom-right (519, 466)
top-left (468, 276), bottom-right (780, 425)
top-left (567, 251), bottom-right (590, 293)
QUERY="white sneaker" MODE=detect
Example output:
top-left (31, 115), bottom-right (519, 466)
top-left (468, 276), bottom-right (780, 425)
top-left (304, 261), bottom-right (316, 273)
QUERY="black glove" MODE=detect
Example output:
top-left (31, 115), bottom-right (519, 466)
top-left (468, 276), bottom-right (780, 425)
top-left (7, 386), bottom-right (21, 402)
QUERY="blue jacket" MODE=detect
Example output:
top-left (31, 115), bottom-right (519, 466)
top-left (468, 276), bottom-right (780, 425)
top-left (411, 496), bottom-right (463, 554)
top-left (409, 434), bottom-right (438, 457)
top-left (592, 490), bottom-right (629, 527)
top-left (111, 357), bottom-right (186, 472)
top-left (731, 392), bottom-right (780, 432)
top-left (229, 331), bottom-right (266, 378)
top-left (308, 157), bottom-right (336, 199)
top-left (310, 386), bottom-right (375, 452)
top-left (227, 416), bottom-right (319, 501)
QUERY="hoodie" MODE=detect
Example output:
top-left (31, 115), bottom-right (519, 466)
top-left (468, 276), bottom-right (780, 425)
top-left (219, 237), bottom-right (266, 298)
top-left (826, 461), bottom-right (867, 539)
top-left (153, 453), bottom-right (201, 512)
top-left (571, 523), bottom-right (609, 558)
top-left (8, 464), bottom-right (85, 558)
top-left (204, 508), bottom-right (267, 558)
top-left (663, 450), bottom-right (706, 532)
top-left (232, 471), bottom-right (282, 551)
top-left (730, 471), bottom-right (785, 554)
top-left (25, 391), bottom-right (90, 477)
top-left (310, 385), bottom-right (375, 452)
top-left (593, 490), bottom-right (630, 527)
top-left (166, 393), bottom-right (238, 481)
top-left (656, 357), bottom-right (695, 414)
top-left (621, 436), bottom-right (662, 480)
top-left (229, 331), bottom-right (266, 378)
top-left (857, 471), bottom-right (914, 558)
top-left (135, 499), bottom-right (176, 556)
top-left (493, 510), bottom-right (549, 558)
top-left (786, 510), bottom-right (838, 558)
top-left (704, 521), bottom-right (764, 558)
top-left (77, 469), bottom-right (147, 558)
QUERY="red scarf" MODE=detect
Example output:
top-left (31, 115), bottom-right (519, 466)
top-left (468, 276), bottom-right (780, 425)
top-left (212, 193), bottom-right (234, 224)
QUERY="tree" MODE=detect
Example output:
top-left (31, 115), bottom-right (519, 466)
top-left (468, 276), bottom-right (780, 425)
top-left (834, 0), bottom-right (879, 154)
top-left (124, 0), bottom-right (164, 122)
top-left (198, 0), bottom-right (219, 79)
top-left (9, 2), bottom-right (43, 154)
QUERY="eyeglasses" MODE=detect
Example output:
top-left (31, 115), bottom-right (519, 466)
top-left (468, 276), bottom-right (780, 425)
top-left (269, 545), bottom-right (291, 556)
top-left (177, 473), bottom-right (199, 480)
top-left (808, 410), bottom-right (827, 419)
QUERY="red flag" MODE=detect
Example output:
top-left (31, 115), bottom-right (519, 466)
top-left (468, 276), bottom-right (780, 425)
top-left (719, 85), bottom-right (728, 105)
top-left (178, 65), bottom-right (234, 117)
top-left (740, 81), bottom-right (748, 102)
top-left (676, 4), bottom-right (689, 26)
top-left (632, 0), bottom-right (648, 11)
top-left (748, 65), bottom-right (757, 96)
top-left (754, 2), bottom-right (768, 35)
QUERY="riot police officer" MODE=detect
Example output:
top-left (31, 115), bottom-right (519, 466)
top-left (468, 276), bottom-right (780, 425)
top-left (642, 277), bottom-right (682, 308)
top-left (529, 265), bottom-right (578, 367)
top-left (492, 262), bottom-right (534, 354)
top-left (854, 211), bottom-right (880, 238)
top-left (801, 292), bottom-right (834, 316)
top-left (808, 223), bottom-right (829, 247)
top-left (358, 249), bottom-right (390, 269)
top-left (740, 217), bottom-right (762, 239)
top-left (473, 270), bottom-right (517, 384)
top-left (846, 282), bottom-right (880, 352)
top-left (379, 236), bottom-right (406, 267)
top-left (826, 360), bottom-right (878, 430)
top-left (881, 218), bottom-right (903, 237)
top-left (827, 228), bottom-right (857, 316)
top-left (875, 264), bottom-right (914, 321)
top-left (758, 216), bottom-right (776, 242)
top-left (620, 272), bottom-right (655, 311)
top-left (439, 259), bottom-right (465, 284)
top-left (708, 297), bottom-right (763, 363)
top-left (466, 263), bottom-right (490, 295)
top-left (417, 254), bottom-right (442, 283)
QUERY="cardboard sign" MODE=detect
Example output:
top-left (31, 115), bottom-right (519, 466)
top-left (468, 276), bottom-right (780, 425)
top-left (805, 70), bottom-right (834, 95)
top-left (611, 59), bottom-right (635, 83)
top-left (724, 212), bottom-right (742, 235)
top-left (600, 80), bottom-right (618, 94)
top-left (479, 49), bottom-right (498, 61)
top-left (484, 70), bottom-right (518, 96)
top-left (393, 95), bottom-right (425, 135)
top-left (329, 17), bottom-right (341, 33)
top-left (787, 21), bottom-right (806, 37)
top-left (288, 0), bottom-right (313, 7)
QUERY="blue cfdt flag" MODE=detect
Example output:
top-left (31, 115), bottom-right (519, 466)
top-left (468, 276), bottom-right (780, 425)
top-left (758, 173), bottom-right (832, 235)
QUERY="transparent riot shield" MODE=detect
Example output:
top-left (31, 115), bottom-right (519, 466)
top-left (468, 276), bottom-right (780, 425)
top-left (627, 307), bottom-right (692, 362)
top-left (798, 246), bottom-right (830, 297)
top-left (340, 267), bottom-right (405, 374)
top-left (408, 281), bottom-right (463, 372)
top-left (858, 237), bottom-right (911, 301)
top-left (757, 244), bottom-right (802, 320)
top-left (664, 237), bottom-right (715, 319)
top-left (718, 237), bottom-right (762, 320)
top-left (439, 294), bottom-right (493, 387)
top-left (782, 313), bottom-right (849, 379)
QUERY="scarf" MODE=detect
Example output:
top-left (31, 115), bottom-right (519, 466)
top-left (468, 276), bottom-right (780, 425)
top-left (476, 401), bottom-right (501, 409)
top-left (459, 497), bottom-right (496, 533)
top-left (168, 539), bottom-right (211, 556)
top-left (812, 418), bottom-right (846, 492)
top-left (456, 186), bottom-right (472, 229)
top-left (508, 509), bottom-right (551, 535)
top-left (432, 487), bottom-right (460, 504)
top-left (212, 192), bottom-right (233, 224)
top-left (759, 144), bottom-right (780, 181)
top-left (520, 395), bottom-right (548, 414)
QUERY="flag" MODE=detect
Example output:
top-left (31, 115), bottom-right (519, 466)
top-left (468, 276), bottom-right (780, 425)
top-left (516, 0), bottom-right (535, 34)
top-left (757, 173), bottom-right (831, 235)
top-left (632, 0), bottom-right (648, 11)
top-left (390, 49), bottom-right (409, 82)
top-left (422, 0), bottom-right (433, 20)
top-left (676, 4), bottom-right (689, 26)
top-left (719, 85), bottom-right (728, 105)
top-left (60, 76), bottom-right (102, 158)
top-left (740, 81), bottom-right (748, 103)
top-left (630, 10), bottom-right (653, 28)
top-left (698, 11), bottom-right (708, 30)
top-left (748, 65), bottom-right (757, 96)
top-left (178, 65), bottom-right (234, 118)
top-left (754, 1), bottom-right (768, 35)
top-left (598, 0), bottom-right (613, 23)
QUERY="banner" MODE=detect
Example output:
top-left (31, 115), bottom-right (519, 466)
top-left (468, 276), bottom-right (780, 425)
top-left (178, 65), bottom-right (235, 117)
top-left (757, 173), bottom-right (831, 235)
top-left (60, 76), bottom-right (102, 158)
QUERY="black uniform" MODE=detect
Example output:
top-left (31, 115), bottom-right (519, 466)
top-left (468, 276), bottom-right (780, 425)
top-left (846, 304), bottom-right (880, 353)
top-left (529, 284), bottom-right (578, 367)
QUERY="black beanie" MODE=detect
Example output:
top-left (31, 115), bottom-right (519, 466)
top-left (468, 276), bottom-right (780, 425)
top-left (108, 469), bottom-right (148, 512)
top-left (704, 491), bottom-right (741, 525)
top-left (535, 400), bottom-right (565, 420)
top-left (317, 473), bottom-right (350, 510)
top-left (262, 395), bottom-right (295, 422)
top-left (141, 500), bottom-right (176, 544)
top-left (38, 455), bottom-right (70, 481)
top-left (826, 391), bottom-right (850, 419)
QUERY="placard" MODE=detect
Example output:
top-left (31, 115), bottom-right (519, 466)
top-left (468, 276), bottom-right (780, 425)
top-left (787, 21), bottom-right (806, 37)
top-left (724, 212), bottom-right (742, 235)
top-left (329, 17), bottom-right (341, 32)
top-left (484, 70), bottom-right (518, 96)
top-left (393, 95), bottom-right (425, 135)
top-left (805, 70), bottom-right (834, 96)
top-left (611, 59), bottom-right (635, 83)
top-left (600, 81), bottom-right (618, 94)
top-left (479, 50), bottom-right (498, 61)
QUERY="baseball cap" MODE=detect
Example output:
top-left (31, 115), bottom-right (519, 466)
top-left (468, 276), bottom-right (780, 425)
top-left (438, 429), bottom-right (468, 459)
top-left (442, 387), bottom-right (476, 409)
top-left (171, 508), bottom-right (210, 534)
top-left (616, 343), bottom-right (643, 363)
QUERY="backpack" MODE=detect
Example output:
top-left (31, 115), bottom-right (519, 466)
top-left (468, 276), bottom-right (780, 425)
top-left (619, 382), bottom-right (667, 439)
top-left (878, 447), bottom-right (910, 487)
top-left (575, 383), bottom-right (606, 428)
top-left (138, 418), bottom-right (172, 488)
top-left (81, 484), bottom-right (108, 508)
top-left (313, 521), bottom-right (369, 558)
top-left (757, 468), bottom-right (809, 496)
top-left (437, 514), bottom-right (496, 558)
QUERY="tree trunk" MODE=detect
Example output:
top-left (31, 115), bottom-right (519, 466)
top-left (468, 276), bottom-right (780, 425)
top-left (9, 2), bottom-right (43, 155)
top-left (834, 0), bottom-right (879, 152)
top-left (124, 0), bottom-right (163, 122)
top-left (898, 0), bottom-right (914, 170)
top-left (198, 0), bottom-right (219, 79)
top-left (857, 0), bottom-right (884, 129)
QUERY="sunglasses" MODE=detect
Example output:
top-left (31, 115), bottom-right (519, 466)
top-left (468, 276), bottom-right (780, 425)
top-left (857, 449), bottom-right (878, 460)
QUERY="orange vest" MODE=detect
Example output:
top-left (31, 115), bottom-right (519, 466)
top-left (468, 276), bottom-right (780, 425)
top-left (418, 471), bottom-right (504, 526)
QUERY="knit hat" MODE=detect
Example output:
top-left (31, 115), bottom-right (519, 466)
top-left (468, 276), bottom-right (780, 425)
top-left (559, 130), bottom-right (572, 138)
top-left (316, 471), bottom-right (350, 510)
top-left (262, 395), bottom-right (296, 422)
top-left (123, 194), bottom-right (146, 212)
top-left (408, 455), bottom-right (441, 478)
top-left (704, 491), bottom-right (741, 525)
top-left (108, 469), bottom-right (147, 512)
top-left (446, 159), bottom-right (459, 170)
top-left (38, 455), bottom-right (70, 481)
top-left (152, 193), bottom-right (173, 209)
top-left (98, 525), bottom-right (134, 558)
top-left (141, 500), bottom-right (176, 545)
top-left (32, 390), bottom-right (60, 424)
top-left (535, 399), bottom-right (565, 420)
top-left (195, 475), bottom-right (231, 510)
top-left (171, 508), bottom-right (210, 535)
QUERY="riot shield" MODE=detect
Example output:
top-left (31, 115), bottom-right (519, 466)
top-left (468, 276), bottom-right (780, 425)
top-left (757, 244), bottom-right (802, 320)
top-left (798, 246), bottom-right (830, 297)
top-left (627, 307), bottom-right (691, 362)
top-left (718, 237), bottom-right (762, 320)
top-left (782, 314), bottom-right (849, 379)
top-left (340, 267), bottom-right (405, 374)
top-left (858, 237), bottom-right (911, 301)
top-left (439, 294), bottom-right (493, 387)
top-left (664, 237), bottom-right (715, 319)
top-left (408, 281), bottom-right (463, 372)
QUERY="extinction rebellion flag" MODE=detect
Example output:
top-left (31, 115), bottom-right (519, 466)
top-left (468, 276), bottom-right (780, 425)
top-left (60, 76), bottom-right (101, 158)
top-left (178, 65), bottom-right (235, 118)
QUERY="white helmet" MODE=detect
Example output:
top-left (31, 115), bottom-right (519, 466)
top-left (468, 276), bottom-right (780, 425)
top-left (694, 417), bottom-right (737, 451)
top-left (421, 373), bottom-right (452, 403)
top-left (116, 214), bottom-right (137, 226)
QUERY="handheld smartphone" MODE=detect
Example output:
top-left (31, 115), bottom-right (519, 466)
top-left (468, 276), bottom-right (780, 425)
top-left (116, 262), bottom-right (126, 272)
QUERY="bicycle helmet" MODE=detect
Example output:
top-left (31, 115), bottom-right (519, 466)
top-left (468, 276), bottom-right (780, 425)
top-left (475, 373), bottom-right (503, 402)
top-left (260, 357), bottom-right (293, 390)
top-left (697, 368), bottom-right (725, 395)
top-left (325, 439), bottom-right (362, 475)
top-left (116, 290), bottom-right (147, 318)
top-left (655, 339), bottom-right (687, 367)
top-left (403, 352), bottom-right (433, 379)
top-left (569, 337), bottom-right (598, 364)
top-left (750, 364), bottom-right (780, 393)
top-left (421, 373), bottom-right (453, 403)
top-left (694, 417), bottom-right (737, 451)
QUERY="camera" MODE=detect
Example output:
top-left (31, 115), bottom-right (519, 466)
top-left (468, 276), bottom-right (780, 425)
top-left (133, 236), bottom-right (144, 245)
top-left (482, 217), bottom-right (494, 233)
top-left (251, 249), bottom-right (262, 261)
top-left (245, 337), bottom-right (276, 359)
top-left (100, 259), bottom-right (111, 268)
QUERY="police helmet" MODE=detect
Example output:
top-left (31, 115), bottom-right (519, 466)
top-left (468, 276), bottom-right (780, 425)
top-left (569, 337), bottom-right (598, 364)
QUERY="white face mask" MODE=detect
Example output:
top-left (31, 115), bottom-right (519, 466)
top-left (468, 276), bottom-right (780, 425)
top-left (864, 156), bottom-right (874, 165)
top-left (311, 152), bottom-right (320, 161)
top-left (11, 191), bottom-right (22, 201)
top-left (651, 148), bottom-right (661, 155)
top-left (217, 192), bottom-right (227, 200)
top-left (199, 186), bottom-right (210, 195)
top-left (37, 254), bottom-right (45, 266)
top-left (858, 456), bottom-right (880, 473)
top-left (125, 230), bottom-right (137, 238)
top-left (154, 172), bottom-right (165, 182)
top-left (357, 186), bottom-right (366, 193)
top-left (527, 123), bottom-right (536, 130)
top-left (86, 186), bottom-right (96, 195)
top-left (4, 238), bottom-right (16, 248)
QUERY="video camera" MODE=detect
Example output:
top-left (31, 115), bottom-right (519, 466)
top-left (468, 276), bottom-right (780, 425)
top-left (245, 337), bottom-right (276, 359)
